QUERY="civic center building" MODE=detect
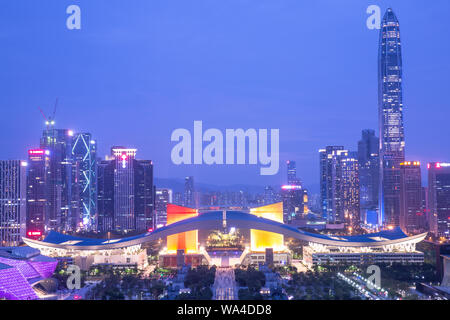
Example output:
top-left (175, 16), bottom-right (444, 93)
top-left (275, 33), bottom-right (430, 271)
top-left (22, 203), bottom-right (427, 270)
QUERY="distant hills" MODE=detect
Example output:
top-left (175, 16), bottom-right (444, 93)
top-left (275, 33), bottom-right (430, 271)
top-left (154, 177), bottom-right (319, 195)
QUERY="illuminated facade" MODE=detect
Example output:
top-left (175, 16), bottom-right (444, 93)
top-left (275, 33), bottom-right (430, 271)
top-left (341, 153), bottom-right (360, 227)
top-left (281, 185), bottom-right (307, 223)
top-left (378, 8), bottom-right (405, 227)
top-left (428, 162), bottom-right (450, 239)
top-left (0, 161), bottom-right (27, 246)
top-left (155, 188), bottom-right (172, 227)
top-left (112, 147), bottom-right (137, 232)
top-left (166, 204), bottom-right (198, 254)
top-left (24, 210), bottom-right (427, 269)
top-left (320, 147), bottom-right (359, 225)
top-left (30, 127), bottom-right (99, 233)
top-left (319, 146), bottom-right (344, 222)
top-left (303, 243), bottom-right (424, 266)
top-left (40, 128), bottom-right (74, 232)
top-left (71, 133), bottom-right (97, 231)
top-left (26, 149), bottom-right (50, 239)
top-left (96, 147), bottom-right (154, 233)
top-left (0, 247), bottom-right (58, 300)
top-left (250, 202), bottom-right (284, 252)
top-left (22, 231), bottom-right (147, 271)
top-left (399, 161), bottom-right (424, 234)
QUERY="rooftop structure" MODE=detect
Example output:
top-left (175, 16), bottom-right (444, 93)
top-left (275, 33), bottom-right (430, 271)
top-left (0, 247), bottom-right (58, 300)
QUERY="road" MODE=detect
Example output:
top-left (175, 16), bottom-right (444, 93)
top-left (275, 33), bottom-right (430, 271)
top-left (213, 267), bottom-right (238, 300)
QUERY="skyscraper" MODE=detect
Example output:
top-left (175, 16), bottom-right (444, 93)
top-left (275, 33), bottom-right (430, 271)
top-left (134, 159), bottom-right (155, 231)
top-left (284, 161), bottom-right (307, 222)
top-left (184, 176), bottom-right (195, 208)
top-left (97, 159), bottom-right (114, 232)
top-left (428, 162), bottom-right (450, 240)
top-left (112, 147), bottom-right (137, 232)
top-left (378, 8), bottom-right (405, 227)
top-left (263, 186), bottom-right (276, 205)
top-left (320, 146), bottom-right (344, 221)
top-left (399, 161), bottom-right (424, 234)
top-left (0, 160), bottom-right (27, 246)
top-left (40, 128), bottom-right (74, 232)
top-left (71, 133), bottom-right (97, 231)
top-left (320, 147), bottom-right (359, 224)
top-left (97, 147), bottom-right (154, 233)
top-left (281, 185), bottom-right (307, 223)
top-left (155, 188), bottom-right (172, 227)
top-left (286, 160), bottom-right (301, 186)
top-left (358, 130), bottom-right (379, 224)
top-left (26, 149), bottom-right (50, 239)
top-left (341, 153), bottom-right (360, 227)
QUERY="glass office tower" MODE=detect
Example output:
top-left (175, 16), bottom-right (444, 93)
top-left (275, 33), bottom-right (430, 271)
top-left (378, 8), bottom-right (405, 227)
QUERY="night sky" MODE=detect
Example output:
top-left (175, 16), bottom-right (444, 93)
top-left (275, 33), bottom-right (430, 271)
top-left (0, 0), bottom-right (449, 190)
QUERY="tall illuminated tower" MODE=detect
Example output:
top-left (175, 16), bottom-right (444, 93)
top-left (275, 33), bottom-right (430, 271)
top-left (96, 147), bottom-right (154, 233)
top-left (428, 163), bottom-right (450, 240)
top-left (378, 8), bottom-right (405, 227)
top-left (26, 149), bottom-right (50, 238)
top-left (71, 133), bottom-right (97, 231)
top-left (111, 147), bottom-right (137, 232)
top-left (40, 128), bottom-right (73, 232)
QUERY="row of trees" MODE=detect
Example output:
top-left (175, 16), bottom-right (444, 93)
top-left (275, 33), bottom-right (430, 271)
top-left (176, 266), bottom-right (216, 300)
top-left (235, 266), bottom-right (266, 299)
top-left (286, 269), bottom-right (360, 300)
top-left (86, 270), bottom-right (166, 300)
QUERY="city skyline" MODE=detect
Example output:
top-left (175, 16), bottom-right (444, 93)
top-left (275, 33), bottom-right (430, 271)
top-left (0, 2), bottom-right (449, 303)
top-left (1, 1), bottom-right (449, 189)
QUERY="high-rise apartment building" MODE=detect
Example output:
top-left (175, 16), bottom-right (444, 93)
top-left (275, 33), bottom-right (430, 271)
top-left (341, 153), bottom-right (360, 227)
top-left (320, 146), bottom-right (344, 222)
top-left (0, 160), bottom-right (27, 246)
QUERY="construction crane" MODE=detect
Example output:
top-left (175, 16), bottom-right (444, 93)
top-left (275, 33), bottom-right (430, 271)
top-left (38, 98), bottom-right (58, 129)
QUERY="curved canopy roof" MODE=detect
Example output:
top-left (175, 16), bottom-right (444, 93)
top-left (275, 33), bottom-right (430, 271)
top-left (22, 211), bottom-right (427, 251)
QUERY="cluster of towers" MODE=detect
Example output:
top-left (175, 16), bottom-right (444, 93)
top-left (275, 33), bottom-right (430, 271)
top-left (319, 9), bottom-right (450, 240)
top-left (0, 123), bottom-right (155, 246)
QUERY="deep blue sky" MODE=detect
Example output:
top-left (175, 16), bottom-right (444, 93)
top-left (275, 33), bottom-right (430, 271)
top-left (0, 0), bottom-right (449, 190)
